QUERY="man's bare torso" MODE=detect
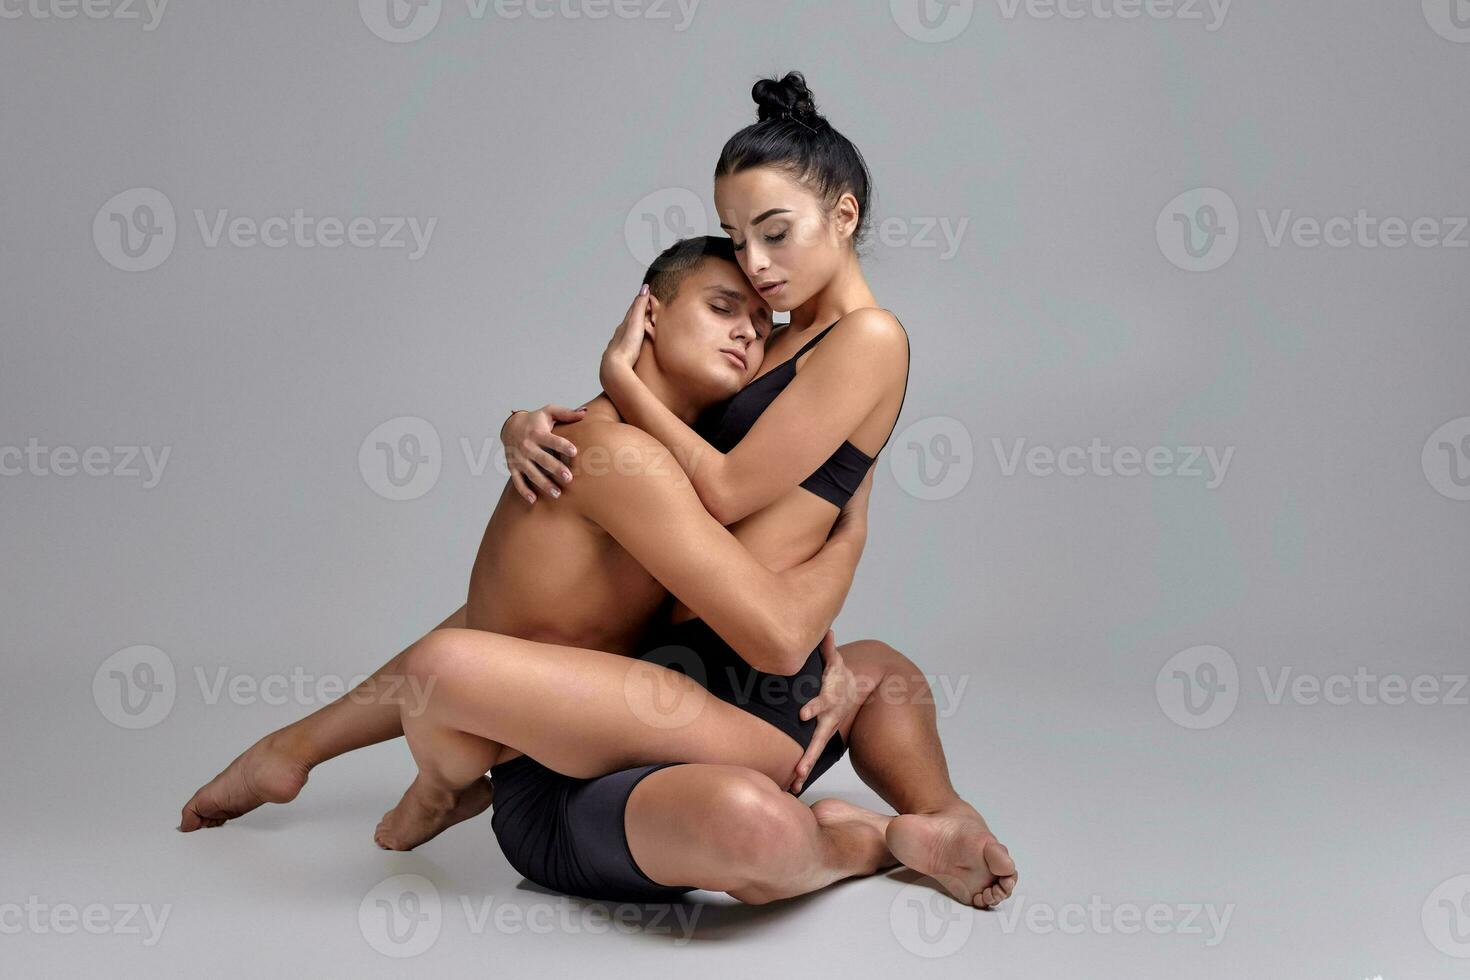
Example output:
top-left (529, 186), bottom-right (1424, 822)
top-left (463, 408), bottom-right (835, 655)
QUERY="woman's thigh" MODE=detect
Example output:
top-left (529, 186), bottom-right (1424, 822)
top-left (407, 628), bottom-right (805, 784)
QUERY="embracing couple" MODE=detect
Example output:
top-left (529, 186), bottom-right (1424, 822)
top-left (180, 71), bottom-right (1017, 910)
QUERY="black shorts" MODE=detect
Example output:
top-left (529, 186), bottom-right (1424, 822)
top-left (488, 619), bottom-right (849, 903)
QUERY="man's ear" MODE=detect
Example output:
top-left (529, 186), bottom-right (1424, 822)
top-left (644, 295), bottom-right (658, 340)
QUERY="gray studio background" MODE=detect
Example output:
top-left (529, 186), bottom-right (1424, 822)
top-left (3, 1), bottom-right (1468, 976)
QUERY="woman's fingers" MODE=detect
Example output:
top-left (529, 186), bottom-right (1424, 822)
top-left (516, 457), bottom-right (561, 501)
top-left (529, 448), bottom-right (572, 489)
top-left (509, 471), bottom-right (536, 505)
top-left (545, 405), bottom-right (588, 428)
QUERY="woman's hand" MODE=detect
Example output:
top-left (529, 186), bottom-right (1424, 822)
top-left (788, 630), bottom-right (859, 794)
top-left (500, 403), bottom-right (587, 504)
top-left (599, 284), bottom-right (653, 400)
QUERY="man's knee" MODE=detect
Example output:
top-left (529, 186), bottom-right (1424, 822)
top-left (842, 639), bottom-right (929, 702)
top-left (705, 770), bottom-right (809, 886)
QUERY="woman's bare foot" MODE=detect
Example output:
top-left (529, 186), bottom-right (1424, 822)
top-left (373, 775), bottom-right (493, 851)
top-left (179, 731), bottom-right (313, 831)
top-left (811, 798), bottom-right (902, 877)
top-left (886, 804), bottom-right (1017, 908)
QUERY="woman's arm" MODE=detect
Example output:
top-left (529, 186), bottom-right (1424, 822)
top-left (601, 291), bottom-right (909, 524)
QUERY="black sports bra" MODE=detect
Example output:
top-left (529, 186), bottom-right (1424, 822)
top-left (699, 315), bottom-right (910, 508)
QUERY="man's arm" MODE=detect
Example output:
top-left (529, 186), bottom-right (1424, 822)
top-left (564, 422), bottom-right (867, 675)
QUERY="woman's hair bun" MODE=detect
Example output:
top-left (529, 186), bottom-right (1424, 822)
top-left (752, 71), bottom-right (821, 126)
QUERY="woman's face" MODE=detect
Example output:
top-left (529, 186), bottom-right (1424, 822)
top-left (714, 166), bottom-right (857, 314)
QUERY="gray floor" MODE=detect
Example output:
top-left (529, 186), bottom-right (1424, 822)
top-left (7, 623), bottom-right (1466, 978)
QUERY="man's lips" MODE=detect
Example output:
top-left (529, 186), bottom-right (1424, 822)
top-left (719, 348), bottom-right (748, 371)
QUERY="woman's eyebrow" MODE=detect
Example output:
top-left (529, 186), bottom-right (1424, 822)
top-left (719, 208), bottom-right (792, 231)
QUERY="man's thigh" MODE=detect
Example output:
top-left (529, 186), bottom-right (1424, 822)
top-left (624, 763), bottom-right (799, 893)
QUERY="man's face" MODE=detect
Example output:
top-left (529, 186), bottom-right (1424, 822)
top-left (649, 257), bottom-right (773, 407)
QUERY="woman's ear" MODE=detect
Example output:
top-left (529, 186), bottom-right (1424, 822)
top-left (833, 192), bottom-right (860, 243)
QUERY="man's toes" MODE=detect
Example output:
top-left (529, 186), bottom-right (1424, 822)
top-left (982, 838), bottom-right (1015, 878)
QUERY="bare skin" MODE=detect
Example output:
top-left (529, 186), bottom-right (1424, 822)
top-left (183, 239), bottom-right (1018, 906)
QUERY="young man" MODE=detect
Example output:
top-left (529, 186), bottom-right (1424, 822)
top-left (181, 237), bottom-right (1015, 908)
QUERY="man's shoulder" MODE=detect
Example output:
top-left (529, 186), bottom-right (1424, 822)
top-left (559, 421), bottom-right (680, 508)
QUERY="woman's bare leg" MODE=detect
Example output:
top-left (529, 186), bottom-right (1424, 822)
top-left (624, 765), bottom-right (899, 904)
top-left (836, 639), bottom-right (1018, 909)
top-left (373, 627), bottom-right (812, 849)
top-left (179, 606), bottom-right (470, 831)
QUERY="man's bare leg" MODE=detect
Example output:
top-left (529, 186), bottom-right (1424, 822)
top-left (624, 765), bottom-right (899, 904)
top-left (179, 606), bottom-right (469, 831)
top-left (836, 639), bottom-right (1018, 909)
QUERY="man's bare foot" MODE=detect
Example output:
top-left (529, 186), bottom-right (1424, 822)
top-left (373, 775), bottom-right (493, 851)
top-left (811, 798), bottom-right (902, 878)
top-left (179, 731), bottom-right (313, 831)
top-left (886, 804), bottom-right (1017, 908)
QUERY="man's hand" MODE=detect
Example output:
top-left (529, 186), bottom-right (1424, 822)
top-left (599, 284), bottom-right (652, 397)
top-left (788, 630), bottom-right (858, 794)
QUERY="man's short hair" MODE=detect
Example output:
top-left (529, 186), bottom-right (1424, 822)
top-left (641, 236), bottom-right (739, 303)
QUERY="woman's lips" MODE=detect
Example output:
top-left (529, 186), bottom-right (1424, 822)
top-left (757, 280), bottom-right (786, 297)
top-left (720, 349), bottom-right (747, 371)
